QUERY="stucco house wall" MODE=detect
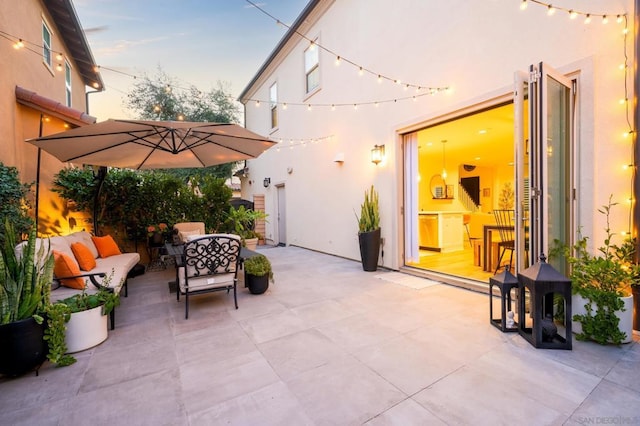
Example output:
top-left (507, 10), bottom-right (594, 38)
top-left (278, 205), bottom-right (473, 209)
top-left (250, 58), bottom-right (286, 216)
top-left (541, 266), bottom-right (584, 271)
top-left (0, 0), bottom-right (102, 235)
top-left (241, 0), bottom-right (635, 271)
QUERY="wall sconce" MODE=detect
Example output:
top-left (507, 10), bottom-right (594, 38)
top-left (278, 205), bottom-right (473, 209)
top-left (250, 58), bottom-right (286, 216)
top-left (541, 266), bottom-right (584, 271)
top-left (263, 177), bottom-right (271, 188)
top-left (371, 144), bottom-right (385, 165)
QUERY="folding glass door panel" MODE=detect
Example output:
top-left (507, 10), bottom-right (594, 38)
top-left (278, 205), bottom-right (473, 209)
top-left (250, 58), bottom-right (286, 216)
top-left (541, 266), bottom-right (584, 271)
top-left (517, 62), bottom-right (575, 273)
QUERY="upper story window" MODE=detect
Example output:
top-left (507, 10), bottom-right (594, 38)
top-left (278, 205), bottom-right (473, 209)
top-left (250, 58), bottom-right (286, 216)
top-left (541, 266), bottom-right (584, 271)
top-left (270, 82), bottom-right (278, 129)
top-left (42, 21), bottom-right (52, 69)
top-left (304, 40), bottom-right (320, 94)
top-left (65, 60), bottom-right (72, 107)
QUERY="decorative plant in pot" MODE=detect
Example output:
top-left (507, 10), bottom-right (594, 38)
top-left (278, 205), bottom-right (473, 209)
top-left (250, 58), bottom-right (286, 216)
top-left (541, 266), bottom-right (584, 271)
top-left (355, 185), bottom-right (381, 272)
top-left (55, 277), bottom-right (119, 354)
top-left (226, 205), bottom-right (268, 250)
top-left (0, 221), bottom-right (73, 376)
top-left (147, 223), bottom-right (169, 246)
top-left (244, 254), bottom-right (273, 295)
top-left (554, 196), bottom-right (635, 345)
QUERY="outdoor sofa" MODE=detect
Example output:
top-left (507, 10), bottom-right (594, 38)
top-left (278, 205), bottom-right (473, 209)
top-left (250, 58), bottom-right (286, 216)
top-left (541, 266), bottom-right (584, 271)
top-left (15, 231), bottom-right (140, 328)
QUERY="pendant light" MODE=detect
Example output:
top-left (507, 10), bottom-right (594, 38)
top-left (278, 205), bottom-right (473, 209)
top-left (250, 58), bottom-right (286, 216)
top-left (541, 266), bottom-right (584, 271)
top-left (441, 140), bottom-right (448, 179)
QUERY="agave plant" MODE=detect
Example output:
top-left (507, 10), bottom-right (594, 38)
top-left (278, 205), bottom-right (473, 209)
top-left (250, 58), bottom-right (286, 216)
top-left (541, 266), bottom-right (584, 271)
top-left (0, 220), bottom-right (53, 325)
top-left (357, 185), bottom-right (380, 233)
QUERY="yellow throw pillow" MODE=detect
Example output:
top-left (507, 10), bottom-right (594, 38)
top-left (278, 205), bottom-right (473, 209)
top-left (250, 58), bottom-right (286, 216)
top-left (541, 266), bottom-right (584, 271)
top-left (91, 235), bottom-right (122, 258)
top-left (70, 242), bottom-right (97, 271)
top-left (53, 250), bottom-right (85, 290)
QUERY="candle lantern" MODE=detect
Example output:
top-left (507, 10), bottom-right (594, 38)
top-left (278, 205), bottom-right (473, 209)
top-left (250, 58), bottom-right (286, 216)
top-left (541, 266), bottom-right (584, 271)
top-left (517, 254), bottom-right (572, 350)
top-left (489, 265), bottom-right (519, 332)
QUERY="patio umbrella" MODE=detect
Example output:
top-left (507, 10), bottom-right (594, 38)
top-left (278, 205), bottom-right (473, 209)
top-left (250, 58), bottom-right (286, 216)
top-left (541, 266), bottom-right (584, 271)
top-left (27, 119), bottom-right (276, 169)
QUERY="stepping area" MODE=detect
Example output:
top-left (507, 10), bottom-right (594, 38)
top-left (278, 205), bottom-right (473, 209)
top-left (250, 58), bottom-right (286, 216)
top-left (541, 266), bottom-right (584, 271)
top-left (1, 245), bottom-right (639, 424)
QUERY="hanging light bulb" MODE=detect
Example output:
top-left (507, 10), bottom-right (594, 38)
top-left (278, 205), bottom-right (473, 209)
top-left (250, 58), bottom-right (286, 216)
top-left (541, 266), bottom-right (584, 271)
top-left (56, 53), bottom-right (63, 61)
top-left (56, 63), bottom-right (63, 72)
top-left (584, 14), bottom-right (592, 24)
top-left (358, 67), bottom-right (363, 76)
top-left (519, 0), bottom-right (528, 11)
top-left (602, 15), bottom-right (609, 24)
top-left (616, 15), bottom-right (623, 24)
top-left (568, 10), bottom-right (577, 20)
top-left (13, 38), bottom-right (24, 49)
top-left (335, 56), bottom-right (341, 66)
top-left (547, 5), bottom-right (555, 16)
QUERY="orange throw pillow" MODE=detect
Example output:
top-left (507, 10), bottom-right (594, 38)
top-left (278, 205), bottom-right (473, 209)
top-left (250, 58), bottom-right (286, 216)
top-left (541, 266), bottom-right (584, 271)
top-left (70, 242), bottom-right (96, 271)
top-left (91, 235), bottom-right (122, 258)
top-left (53, 251), bottom-right (85, 290)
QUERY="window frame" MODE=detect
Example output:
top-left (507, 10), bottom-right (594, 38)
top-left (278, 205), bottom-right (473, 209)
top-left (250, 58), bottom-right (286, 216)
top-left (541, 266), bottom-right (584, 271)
top-left (65, 60), bottom-right (72, 107)
top-left (304, 39), bottom-right (320, 96)
top-left (42, 20), bottom-right (53, 70)
top-left (269, 82), bottom-right (278, 130)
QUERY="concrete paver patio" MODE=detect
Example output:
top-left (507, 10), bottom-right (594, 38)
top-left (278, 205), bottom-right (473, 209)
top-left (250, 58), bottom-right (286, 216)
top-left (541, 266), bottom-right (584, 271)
top-left (1, 245), bottom-right (639, 425)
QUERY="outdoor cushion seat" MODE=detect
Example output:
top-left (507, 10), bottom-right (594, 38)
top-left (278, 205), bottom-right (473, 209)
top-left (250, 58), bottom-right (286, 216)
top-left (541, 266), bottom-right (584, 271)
top-left (15, 231), bottom-right (141, 329)
top-left (173, 222), bottom-right (205, 243)
top-left (177, 234), bottom-right (241, 319)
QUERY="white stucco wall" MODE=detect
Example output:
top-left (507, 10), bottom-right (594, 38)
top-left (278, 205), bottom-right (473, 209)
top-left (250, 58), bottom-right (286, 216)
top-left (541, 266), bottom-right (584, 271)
top-left (241, 0), bottom-right (635, 269)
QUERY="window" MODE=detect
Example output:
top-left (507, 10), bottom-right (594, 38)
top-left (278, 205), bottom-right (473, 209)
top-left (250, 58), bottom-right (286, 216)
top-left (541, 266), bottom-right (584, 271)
top-left (270, 82), bottom-right (278, 129)
top-left (65, 60), bottom-right (72, 107)
top-left (304, 41), bottom-right (319, 94)
top-left (42, 21), bottom-right (52, 68)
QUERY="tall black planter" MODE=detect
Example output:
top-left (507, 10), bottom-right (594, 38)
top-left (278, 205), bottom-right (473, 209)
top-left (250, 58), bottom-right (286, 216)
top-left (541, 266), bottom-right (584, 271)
top-left (0, 317), bottom-right (47, 377)
top-left (358, 228), bottom-right (381, 272)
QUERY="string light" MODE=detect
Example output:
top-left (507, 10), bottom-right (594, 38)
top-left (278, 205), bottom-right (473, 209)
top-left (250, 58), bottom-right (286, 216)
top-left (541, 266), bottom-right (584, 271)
top-left (245, 87), bottom-right (448, 111)
top-left (518, 0), bottom-right (626, 29)
top-left (245, 0), bottom-right (448, 95)
top-left (272, 134), bottom-right (334, 152)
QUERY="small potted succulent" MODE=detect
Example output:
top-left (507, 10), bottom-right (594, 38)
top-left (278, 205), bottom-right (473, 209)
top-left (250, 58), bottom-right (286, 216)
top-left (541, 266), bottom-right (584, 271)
top-left (244, 254), bottom-right (273, 295)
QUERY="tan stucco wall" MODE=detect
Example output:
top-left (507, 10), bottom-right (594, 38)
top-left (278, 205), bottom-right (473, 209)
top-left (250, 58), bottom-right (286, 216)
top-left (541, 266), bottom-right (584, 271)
top-left (1, 0), bottom-right (94, 235)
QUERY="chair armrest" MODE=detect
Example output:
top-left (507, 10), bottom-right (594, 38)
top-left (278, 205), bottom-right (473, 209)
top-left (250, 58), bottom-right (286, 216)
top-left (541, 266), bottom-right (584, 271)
top-left (52, 272), bottom-right (108, 291)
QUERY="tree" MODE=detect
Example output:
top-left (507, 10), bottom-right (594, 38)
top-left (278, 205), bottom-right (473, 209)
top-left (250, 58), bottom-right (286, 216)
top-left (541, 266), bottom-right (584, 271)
top-left (0, 162), bottom-right (34, 243)
top-left (123, 67), bottom-right (241, 179)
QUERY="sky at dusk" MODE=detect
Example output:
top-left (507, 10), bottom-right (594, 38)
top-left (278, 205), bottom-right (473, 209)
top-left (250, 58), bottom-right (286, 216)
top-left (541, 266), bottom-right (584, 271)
top-left (73, 0), bottom-right (309, 121)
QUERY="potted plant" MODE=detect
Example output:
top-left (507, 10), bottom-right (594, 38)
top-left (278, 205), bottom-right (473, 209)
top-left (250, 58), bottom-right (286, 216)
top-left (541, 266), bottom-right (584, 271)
top-left (147, 223), bottom-right (169, 246)
top-left (55, 276), bottom-right (119, 353)
top-left (355, 185), bottom-right (381, 271)
top-left (244, 254), bottom-right (273, 295)
top-left (556, 196), bottom-right (634, 345)
top-left (226, 205), bottom-right (268, 250)
top-left (0, 221), bottom-right (73, 375)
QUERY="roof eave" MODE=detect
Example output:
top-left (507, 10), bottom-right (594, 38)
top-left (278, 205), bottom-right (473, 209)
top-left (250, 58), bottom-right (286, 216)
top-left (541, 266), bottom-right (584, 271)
top-left (238, 0), bottom-right (323, 102)
top-left (42, 0), bottom-right (104, 91)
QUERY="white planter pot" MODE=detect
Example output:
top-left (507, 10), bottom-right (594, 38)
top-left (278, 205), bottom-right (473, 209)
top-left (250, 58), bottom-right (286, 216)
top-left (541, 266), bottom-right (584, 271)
top-left (572, 294), bottom-right (633, 344)
top-left (65, 305), bottom-right (109, 353)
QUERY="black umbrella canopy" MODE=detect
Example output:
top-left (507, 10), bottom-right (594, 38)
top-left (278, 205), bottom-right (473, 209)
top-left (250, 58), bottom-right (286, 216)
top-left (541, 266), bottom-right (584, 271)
top-left (28, 119), bottom-right (276, 169)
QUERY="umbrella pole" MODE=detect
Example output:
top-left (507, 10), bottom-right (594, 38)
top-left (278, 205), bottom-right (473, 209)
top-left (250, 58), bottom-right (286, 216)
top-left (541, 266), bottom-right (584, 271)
top-left (35, 114), bottom-right (44, 233)
top-left (92, 166), bottom-right (107, 235)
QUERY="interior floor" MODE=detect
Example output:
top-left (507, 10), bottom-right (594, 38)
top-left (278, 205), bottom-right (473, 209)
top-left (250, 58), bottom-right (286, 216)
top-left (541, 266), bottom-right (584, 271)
top-left (405, 246), bottom-right (512, 283)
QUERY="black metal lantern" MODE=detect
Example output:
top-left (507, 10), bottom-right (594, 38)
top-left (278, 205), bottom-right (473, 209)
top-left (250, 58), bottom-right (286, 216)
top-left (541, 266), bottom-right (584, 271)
top-left (489, 265), bottom-right (519, 332)
top-left (517, 254), bottom-right (572, 350)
